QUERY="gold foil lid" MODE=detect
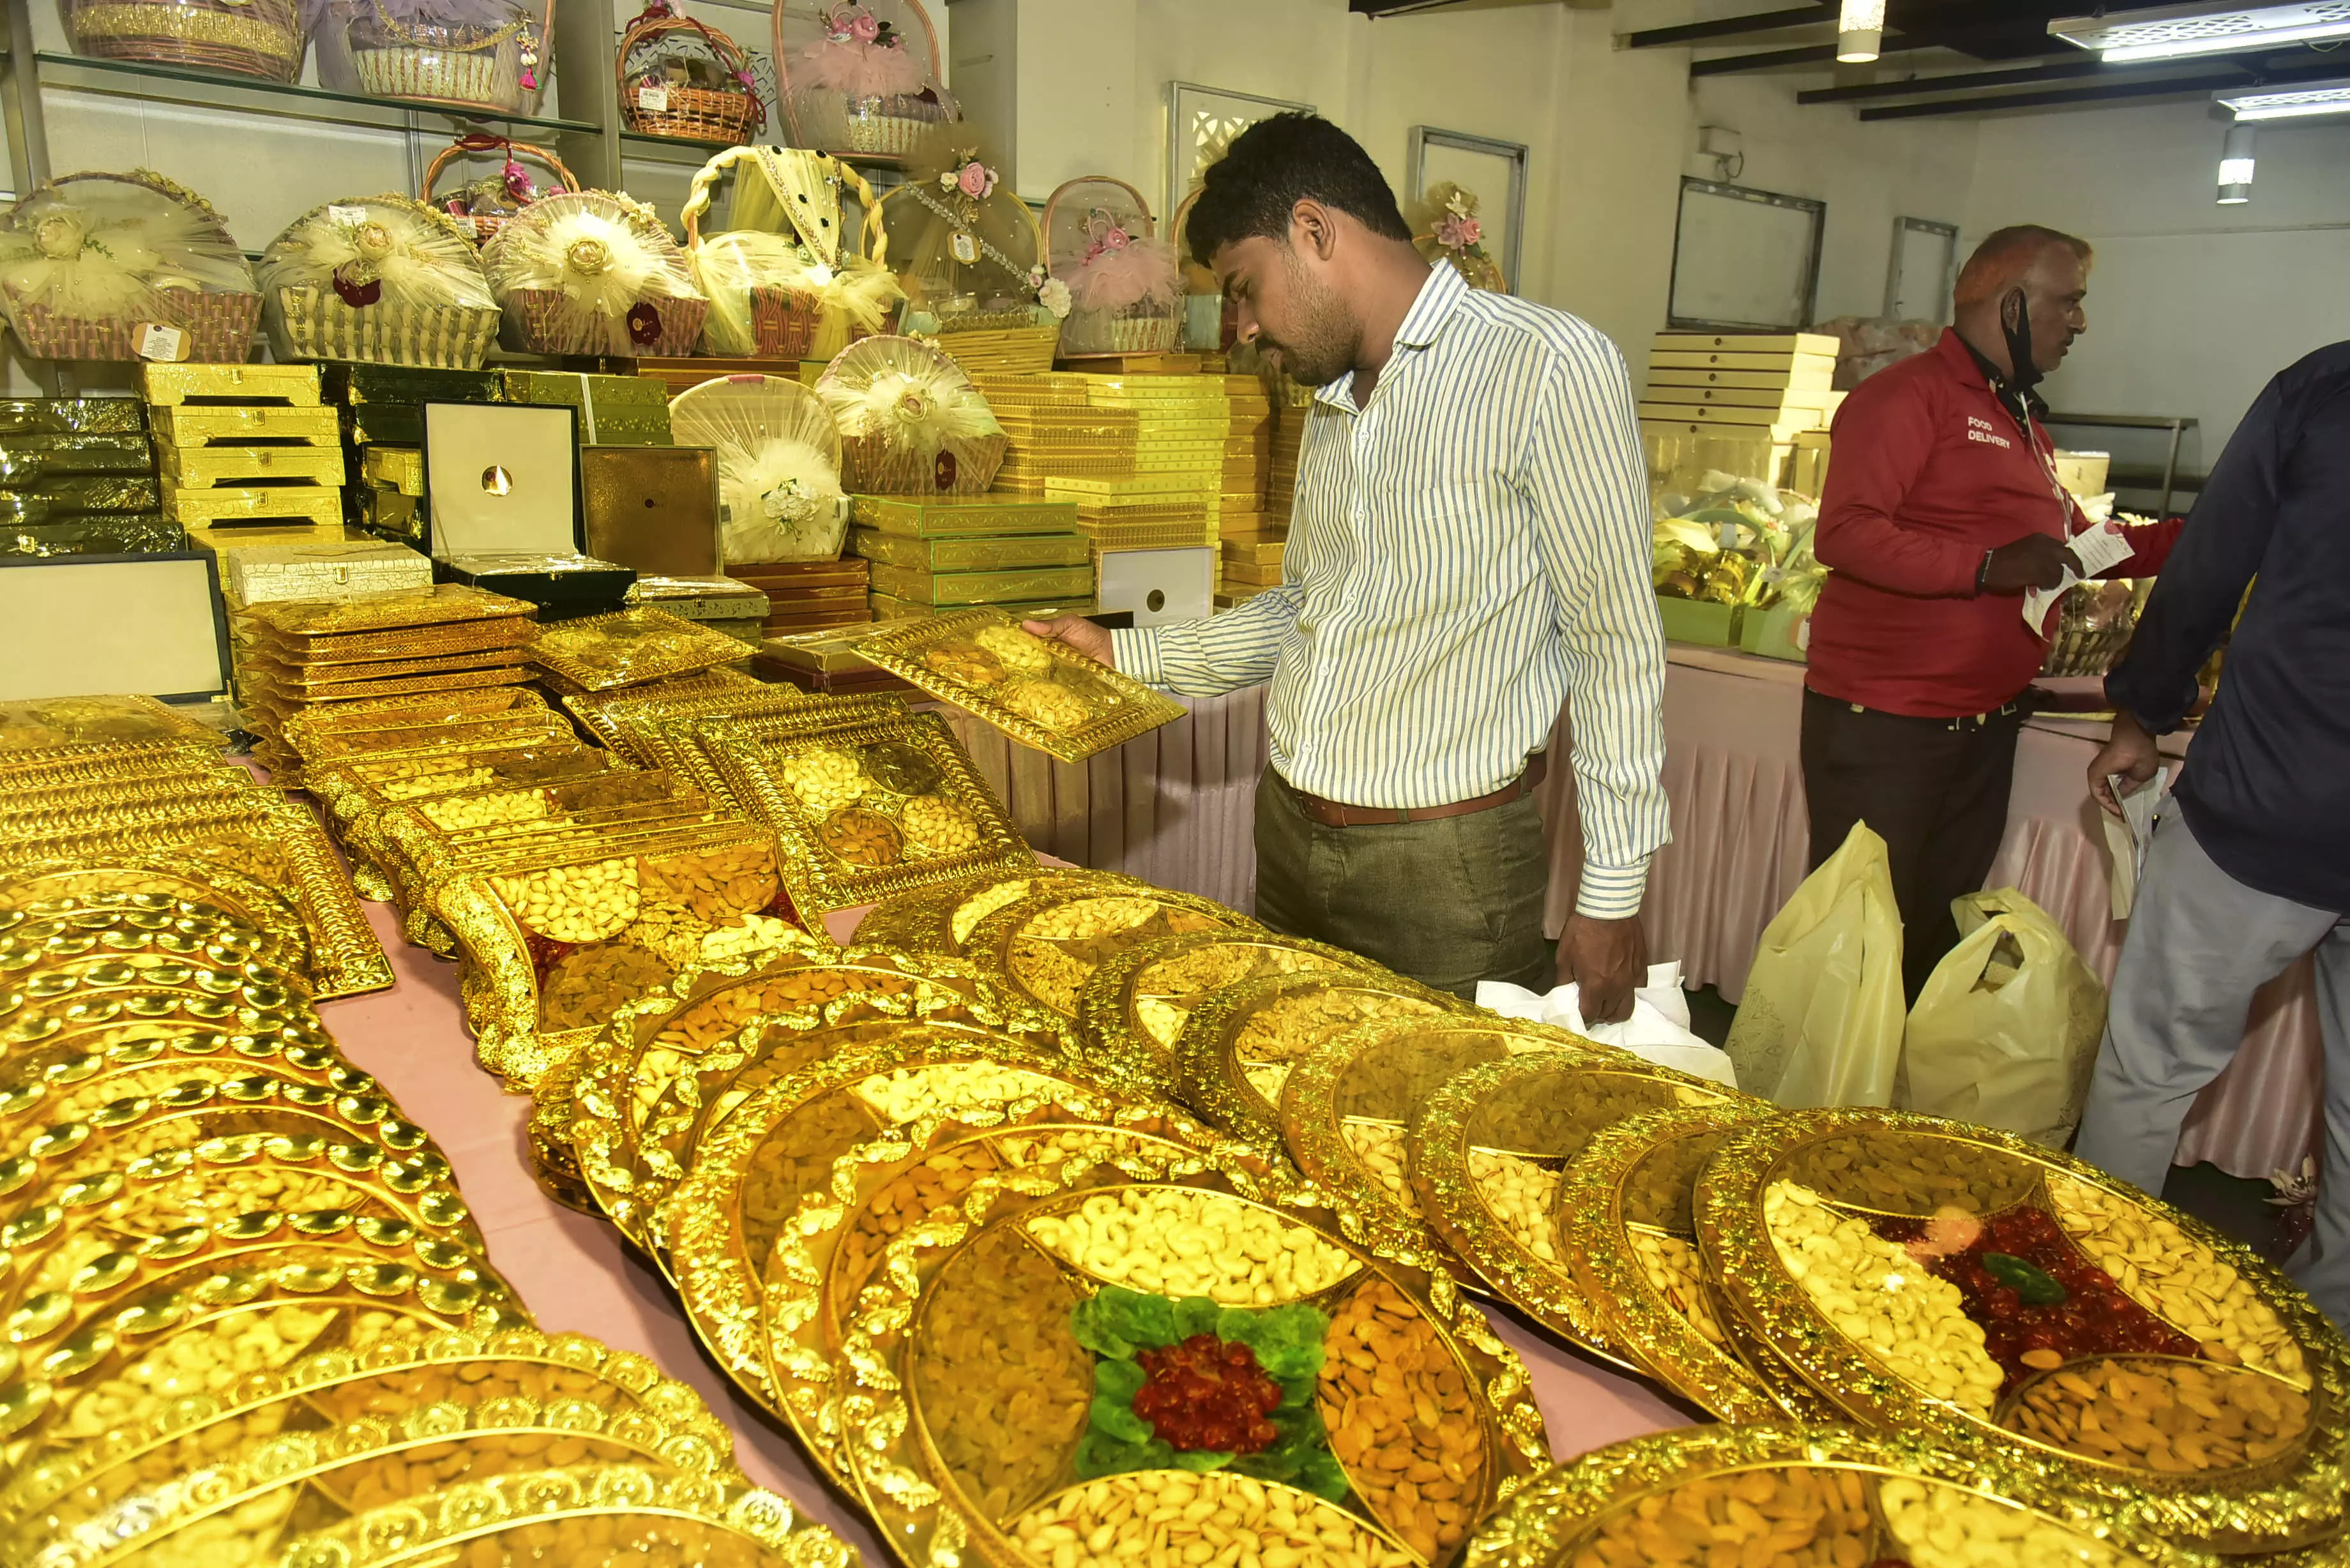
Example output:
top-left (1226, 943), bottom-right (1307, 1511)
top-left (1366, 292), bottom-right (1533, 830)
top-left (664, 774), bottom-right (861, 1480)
top-left (235, 584), bottom-right (534, 639)
top-left (0, 697), bottom-right (224, 762)
top-left (707, 709), bottom-right (1035, 916)
top-left (1073, 930), bottom-right (1372, 1097)
top-left (1698, 1108), bottom-right (2350, 1554)
top-left (1461, 1422), bottom-right (2196, 1568)
top-left (1171, 970), bottom-right (1462, 1149)
top-left (966, 886), bottom-right (1261, 1023)
top-left (525, 608), bottom-right (749, 694)
top-left (854, 610), bottom-right (1188, 764)
top-left (840, 1172), bottom-right (1549, 1568)
top-left (1277, 1016), bottom-right (1619, 1285)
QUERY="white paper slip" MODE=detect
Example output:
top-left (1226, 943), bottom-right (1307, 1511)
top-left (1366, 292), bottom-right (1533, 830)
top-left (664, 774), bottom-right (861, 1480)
top-left (2104, 765), bottom-right (2173, 919)
top-left (2024, 524), bottom-right (2134, 632)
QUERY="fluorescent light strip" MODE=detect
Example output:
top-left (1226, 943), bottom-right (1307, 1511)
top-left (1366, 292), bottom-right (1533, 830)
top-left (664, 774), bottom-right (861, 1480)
top-left (2221, 85), bottom-right (2350, 116)
top-left (2051, 3), bottom-right (2350, 61)
top-left (2105, 19), bottom-right (2350, 59)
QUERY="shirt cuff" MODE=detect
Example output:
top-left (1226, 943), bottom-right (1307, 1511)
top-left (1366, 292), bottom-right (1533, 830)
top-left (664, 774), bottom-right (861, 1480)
top-left (1111, 626), bottom-right (1165, 687)
top-left (1574, 861), bottom-right (1651, 921)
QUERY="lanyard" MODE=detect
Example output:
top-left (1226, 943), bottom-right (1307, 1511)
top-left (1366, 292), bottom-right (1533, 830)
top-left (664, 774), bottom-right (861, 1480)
top-left (1991, 382), bottom-right (2079, 539)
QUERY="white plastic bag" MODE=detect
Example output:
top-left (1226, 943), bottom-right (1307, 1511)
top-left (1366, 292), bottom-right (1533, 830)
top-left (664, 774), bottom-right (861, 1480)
top-left (1898, 889), bottom-right (2107, 1147)
top-left (1722, 822), bottom-right (1906, 1108)
top-left (1477, 961), bottom-right (1740, 1089)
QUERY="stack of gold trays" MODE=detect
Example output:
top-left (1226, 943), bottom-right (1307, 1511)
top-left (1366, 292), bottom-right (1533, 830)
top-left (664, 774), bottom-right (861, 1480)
top-left (142, 363), bottom-right (347, 554)
top-left (0, 398), bottom-right (175, 562)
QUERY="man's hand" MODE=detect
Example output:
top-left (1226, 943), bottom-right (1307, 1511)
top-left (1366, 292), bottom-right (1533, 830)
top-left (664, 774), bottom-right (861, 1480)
top-left (2089, 710), bottom-right (2162, 817)
top-left (1564, 913), bottom-right (1646, 1027)
top-left (1979, 532), bottom-right (2072, 594)
top-left (1023, 615), bottom-right (1115, 667)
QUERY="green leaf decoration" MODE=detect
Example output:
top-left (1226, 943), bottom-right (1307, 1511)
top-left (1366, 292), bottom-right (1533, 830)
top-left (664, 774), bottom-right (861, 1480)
top-left (1090, 1395), bottom-right (1155, 1445)
top-left (1982, 1251), bottom-right (2068, 1306)
top-left (1171, 1448), bottom-right (1234, 1473)
top-left (1174, 1295), bottom-right (1222, 1339)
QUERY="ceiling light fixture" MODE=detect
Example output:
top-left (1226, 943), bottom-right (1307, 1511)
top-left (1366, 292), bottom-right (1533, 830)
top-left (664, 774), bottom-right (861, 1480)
top-left (1838, 0), bottom-right (1886, 62)
top-left (2050, 3), bottom-right (2350, 63)
top-left (2217, 122), bottom-right (2258, 203)
top-left (2215, 78), bottom-right (2350, 117)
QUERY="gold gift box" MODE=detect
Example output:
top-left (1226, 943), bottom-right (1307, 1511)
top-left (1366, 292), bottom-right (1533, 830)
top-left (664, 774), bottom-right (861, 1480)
top-left (140, 362), bottom-right (322, 407)
top-left (220, 539), bottom-right (433, 610)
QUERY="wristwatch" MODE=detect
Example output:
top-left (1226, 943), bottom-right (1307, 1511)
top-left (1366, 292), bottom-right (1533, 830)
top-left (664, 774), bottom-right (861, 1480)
top-left (1975, 549), bottom-right (1996, 594)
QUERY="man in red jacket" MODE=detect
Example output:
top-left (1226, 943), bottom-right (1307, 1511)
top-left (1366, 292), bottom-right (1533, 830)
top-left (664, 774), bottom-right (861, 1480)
top-left (1805, 225), bottom-right (2174, 998)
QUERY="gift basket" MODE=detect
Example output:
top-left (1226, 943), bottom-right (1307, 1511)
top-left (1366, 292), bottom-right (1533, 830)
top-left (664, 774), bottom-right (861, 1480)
top-left (1651, 470), bottom-right (1825, 653)
top-left (773, 0), bottom-right (957, 163)
top-left (419, 133), bottom-right (573, 247)
top-left (1045, 176), bottom-right (1180, 359)
top-left (483, 190), bottom-right (707, 356)
top-left (259, 194), bottom-right (500, 368)
top-left (682, 144), bottom-right (900, 360)
top-left (66, 0), bottom-right (305, 81)
top-left (1414, 180), bottom-right (1507, 294)
top-left (618, 0), bottom-right (767, 146)
top-left (1169, 186), bottom-right (1228, 352)
top-left (0, 171), bottom-right (259, 363)
top-left (668, 374), bottom-right (846, 564)
top-left (882, 130), bottom-right (1065, 375)
top-left (814, 334), bottom-right (1005, 495)
top-left (307, 0), bottom-right (552, 116)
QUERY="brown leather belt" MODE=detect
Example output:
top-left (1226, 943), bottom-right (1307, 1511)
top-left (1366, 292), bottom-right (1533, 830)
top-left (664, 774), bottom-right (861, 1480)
top-left (1282, 755), bottom-right (1547, 828)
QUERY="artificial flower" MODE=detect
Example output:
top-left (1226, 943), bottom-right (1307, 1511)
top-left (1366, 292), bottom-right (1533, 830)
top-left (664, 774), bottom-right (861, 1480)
top-left (1038, 276), bottom-right (1072, 318)
top-left (957, 161), bottom-right (996, 199)
top-left (1101, 226), bottom-right (1130, 252)
top-left (849, 10), bottom-right (879, 41)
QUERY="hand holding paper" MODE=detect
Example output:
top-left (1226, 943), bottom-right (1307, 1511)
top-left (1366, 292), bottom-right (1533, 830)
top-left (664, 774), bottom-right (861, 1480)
top-left (2025, 522), bottom-right (2134, 631)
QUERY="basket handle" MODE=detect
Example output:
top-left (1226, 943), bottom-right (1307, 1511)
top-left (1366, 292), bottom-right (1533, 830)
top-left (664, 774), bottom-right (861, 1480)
top-left (684, 146), bottom-right (889, 269)
top-left (420, 134), bottom-right (580, 209)
top-left (616, 8), bottom-right (765, 123)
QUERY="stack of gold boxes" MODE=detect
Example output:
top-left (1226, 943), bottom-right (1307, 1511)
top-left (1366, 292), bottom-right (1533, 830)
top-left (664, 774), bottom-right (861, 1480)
top-left (734, 555), bottom-right (876, 637)
top-left (0, 397), bottom-right (175, 559)
top-left (142, 363), bottom-right (344, 557)
top-left (502, 369), bottom-right (674, 446)
top-left (331, 364), bottom-right (504, 546)
top-left (1639, 331), bottom-right (1842, 499)
top-left (851, 494), bottom-right (1092, 620)
top-left (231, 582), bottom-right (542, 778)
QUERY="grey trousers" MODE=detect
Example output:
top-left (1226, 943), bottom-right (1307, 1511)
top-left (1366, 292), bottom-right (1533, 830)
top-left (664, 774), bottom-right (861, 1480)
top-left (1252, 769), bottom-right (1554, 1002)
top-left (2073, 810), bottom-right (2350, 1332)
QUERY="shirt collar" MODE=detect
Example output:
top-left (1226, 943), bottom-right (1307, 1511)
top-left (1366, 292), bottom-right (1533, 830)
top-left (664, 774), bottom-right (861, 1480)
top-left (1312, 262), bottom-right (1463, 411)
top-left (1939, 326), bottom-right (2047, 425)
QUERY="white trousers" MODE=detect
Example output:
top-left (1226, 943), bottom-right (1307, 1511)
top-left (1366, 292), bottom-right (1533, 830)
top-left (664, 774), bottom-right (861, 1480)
top-left (2074, 810), bottom-right (2350, 1332)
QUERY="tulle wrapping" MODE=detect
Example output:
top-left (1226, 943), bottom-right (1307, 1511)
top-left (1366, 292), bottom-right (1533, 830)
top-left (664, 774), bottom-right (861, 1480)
top-left (688, 229), bottom-right (901, 357)
top-left (815, 334), bottom-right (1006, 495)
top-left (668, 375), bottom-right (846, 563)
top-left (0, 172), bottom-right (259, 361)
top-left (1056, 234), bottom-right (1178, 315)
top-left (799, 35), bottom-right (925, 99)
top-left (260, 195), bottom-right (497, 312)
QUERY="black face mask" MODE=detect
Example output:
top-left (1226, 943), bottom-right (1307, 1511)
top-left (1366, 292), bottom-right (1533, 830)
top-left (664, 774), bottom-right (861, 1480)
top-left (2001, 289), bottom-right (2042, 399)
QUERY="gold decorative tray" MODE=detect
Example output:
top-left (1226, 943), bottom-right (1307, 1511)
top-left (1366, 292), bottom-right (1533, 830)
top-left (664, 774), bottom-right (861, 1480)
top-left (1407, 1050), bottom-right (1743, 1365)
top-left (601, 693), bottom-right (909, 808)
top-left (709, 709), bottom-right (1035, 916)
top-left (837, 1170), bottom-right (1550, 1568)
top-left (557, 674), bottom-right (803, 760)
top-left (1171, 970), bottom-right (1464, 1149)
top-left (524, 607), bottom-right (750, 693)
top-left (0, 901), bottom-right (290, 986)
top-left (235, 583), bottom-right (534, 640)
top-left (1460, 1422), bottom-right (2199, 1568)
top-left (854, 610), bottom-right (1189, 764)
top-left (1697, 1108), bottom-right (2350, 1554)
top-left (567, 945), bottom-right (1067, 1259)
top-left (1276, 1015), bottom-right (1612, 1283)
top-left (850, 866), bottom-right (1155, 957)
top-left (0, 696), bottom-right (224, 762)
top-left (964, 884), bottom-right (1262, 1030)
top-left (1073, 930), bottom-right (1372, 1096)
top-left (0, 867), bottom-right (321, 1001)
top-left (1547, 1102), bottom-right (1817, 1419)
top-left (666, 1027), bottom-right (1204, 1412)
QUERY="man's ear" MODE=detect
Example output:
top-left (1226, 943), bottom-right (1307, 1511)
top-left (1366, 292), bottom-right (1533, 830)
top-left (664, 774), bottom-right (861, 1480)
top-left (2000, 287), bottom-right (2026, 333)
top-left (1289, 199), bottom-right (1340, 262)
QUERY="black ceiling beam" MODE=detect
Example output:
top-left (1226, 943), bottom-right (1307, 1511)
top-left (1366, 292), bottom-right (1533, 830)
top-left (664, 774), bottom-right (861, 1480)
top-left (1689, 27), bottom-right (1969, 77)
top-left (1799, 56), bottom-right (2146, 101)
top-left (1620, 5), bottom-right (1833, 50)
top-left (1856, 67), bottom-right (2263, 118)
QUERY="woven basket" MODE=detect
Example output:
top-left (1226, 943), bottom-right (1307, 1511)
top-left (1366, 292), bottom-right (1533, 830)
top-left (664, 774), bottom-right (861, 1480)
top-left (67, 0), bottom-right (303, 82)
top-left (500, 290), bottom-right (708, 357)
top-left (0, 172), bottom-right (262, 364)
top-left (1045, 175), bottom-right (1182, 362)
top-left (619, 8), bottom-right (764, 146)
top-left (421, 136), bottom-right (576, 248)
top-left (749, 287), bottom-right (821, 358)
top-left (683, 145), bottom-right (890, 360)
top-left (273, 286), bottom-right (497, 368)
top-left (837, 99), bottom-right (934, 158)
top-left (840, 430), bottom-right (1003, 495)
top-left (345, 0), bottom-right (553, 116)
top-left (774, 1), bottom-right (953, 166)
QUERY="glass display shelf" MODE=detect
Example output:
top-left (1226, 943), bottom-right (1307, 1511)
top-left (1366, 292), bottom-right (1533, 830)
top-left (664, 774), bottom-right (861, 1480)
top-left (620, 129), bottom-right (755, 165)
top-left (34, 50), bottom-right (600, 137)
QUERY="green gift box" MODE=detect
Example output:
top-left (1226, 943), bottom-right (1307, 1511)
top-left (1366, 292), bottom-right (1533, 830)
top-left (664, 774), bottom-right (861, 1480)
top-left (1654, 594), bottom-right (1741, 647)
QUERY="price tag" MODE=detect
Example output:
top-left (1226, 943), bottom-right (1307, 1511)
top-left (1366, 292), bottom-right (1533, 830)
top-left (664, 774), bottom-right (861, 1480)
top-left (2065, 522), bottom-right (2134, 578)
top-left (1796, 614), bottom-right (1811, 652)
top-left (451, 212), bottom-right (478, 238)
top-left (950, 231), bottom-right (978, 265)
top-left (637, 84), bottom-right (670, 112)
top-left (327, 204), bottom-right (369, 227)
top-left (133, 322), bottom-right (189, 363)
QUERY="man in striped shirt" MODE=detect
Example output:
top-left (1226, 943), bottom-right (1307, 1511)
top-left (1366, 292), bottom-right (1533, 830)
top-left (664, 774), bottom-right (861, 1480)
top-left (1029, 115), bottom-right (1668, 1020)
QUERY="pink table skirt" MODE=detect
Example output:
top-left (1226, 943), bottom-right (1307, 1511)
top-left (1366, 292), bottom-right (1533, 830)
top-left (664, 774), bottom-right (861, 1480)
top-left (315, 897), bottom-right (1690, 1564)
top-left (1534, 647), bottom-right (2319, 1182)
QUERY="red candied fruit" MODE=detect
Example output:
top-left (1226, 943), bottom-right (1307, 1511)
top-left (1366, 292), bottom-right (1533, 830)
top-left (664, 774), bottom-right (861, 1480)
top-left (1133, 1333), bottom-right (1282, 1454)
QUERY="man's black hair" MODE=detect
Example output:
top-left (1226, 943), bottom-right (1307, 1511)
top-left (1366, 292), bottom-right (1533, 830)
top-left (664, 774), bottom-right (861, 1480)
top-left (1184, 113), bottom-right (1413, 269)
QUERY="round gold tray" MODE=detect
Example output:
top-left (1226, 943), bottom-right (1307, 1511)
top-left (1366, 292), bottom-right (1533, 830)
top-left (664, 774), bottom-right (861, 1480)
top-left (665, 1029), bottom-right (1221, 1414)
top-left (0, 864), bottom-right (320, 997)
top-left (0, 983), bottom-right (312, 1054)
top-left (9, 950), bottom-right (312, 1020)
top-left (1073, 929), bottom-right (1372, 1096)
top-left (0, 903), bottom-right (289, 983)
top-left (1460, 1422), bottom-right (2199, 1568)
top-left (1548, 1102), bottom-right (1829, 1421)
top-left (964, 884), bottom-right (1261, 1029)
top-left (0, 1014), bottom-right (345, 1138)
top-left (567, 944), bottom-right (1075, 1260)
top-left (851, 867), bottom-right (1155, 958)
top-left (757, 1119), bottom-right (1246, 1490)
top-left (1697, 1108), bottom-right (2350, 1553)
top-left (1407, 1048), bottom-right (1738, 1365)
top-left (1277, 1014), bottom-right (1612, 1282)
top-left (841, 1171), bottom-right (1550, 1568)
top-left (1171, 969), bottom-right (1464, 1148)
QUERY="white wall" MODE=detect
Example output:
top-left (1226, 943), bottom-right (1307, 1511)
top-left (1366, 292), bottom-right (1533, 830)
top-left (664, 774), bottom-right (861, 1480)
top-left (1964, 100), bottom-right (2350, 458)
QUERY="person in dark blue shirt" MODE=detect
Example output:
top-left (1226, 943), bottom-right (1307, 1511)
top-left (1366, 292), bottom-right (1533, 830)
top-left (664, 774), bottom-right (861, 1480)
top-left (2075, 341), bottom-right (2350, 1332)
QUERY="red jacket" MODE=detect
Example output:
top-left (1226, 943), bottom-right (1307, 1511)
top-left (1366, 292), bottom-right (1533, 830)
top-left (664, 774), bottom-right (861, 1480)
top-left (1808, 329), bottom-right (2177, 717)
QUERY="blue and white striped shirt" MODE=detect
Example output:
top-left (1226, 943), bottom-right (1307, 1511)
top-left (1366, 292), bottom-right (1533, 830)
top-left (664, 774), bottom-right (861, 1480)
top-left (1111, 263), bottom-right (1670, 919)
